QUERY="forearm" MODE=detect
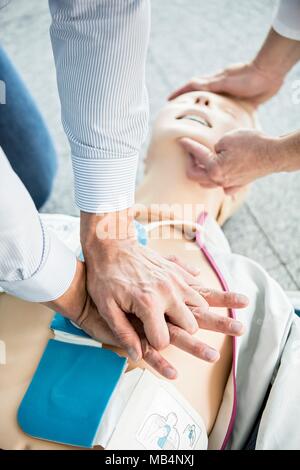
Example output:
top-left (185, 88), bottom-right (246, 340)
top-left (253, 0), bottom-right (300, 78)
top-left (254, 28), bottom-right (300, 80)
top-left (49, 0), bottom-right (150, 214)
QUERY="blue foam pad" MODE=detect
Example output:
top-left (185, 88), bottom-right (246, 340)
top-left (18, 339), bottom-right (127, 448)
top-left (51, 313), bottom-right (90, 338)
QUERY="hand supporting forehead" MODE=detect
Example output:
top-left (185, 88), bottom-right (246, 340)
top-left (168, 62), bottom-right (283, 107)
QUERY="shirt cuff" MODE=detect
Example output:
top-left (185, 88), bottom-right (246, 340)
top-left (273, 0), bottom-right (300, 41)
top-left (273, 17), bottom-right (300, 40)
top-left (72, 152), bottom-right (139, 214)
top-left (0, 231), bottom-right (77, 302)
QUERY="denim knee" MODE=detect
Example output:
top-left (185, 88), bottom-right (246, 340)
top-left (0, 47), bottom-right (58, 209)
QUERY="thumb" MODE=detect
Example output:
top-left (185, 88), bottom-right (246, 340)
top-left (179, 138), bottom-right (214, 167)
top-left (179, 138), bottom-right (222, 186)
top-left (76, 297), bottom-right (120, 346)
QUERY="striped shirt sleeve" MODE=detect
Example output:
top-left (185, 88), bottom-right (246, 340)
top-left (0, 152), bottom-right (77, 302)
top-left (49, 0), bottom-right (150, 213)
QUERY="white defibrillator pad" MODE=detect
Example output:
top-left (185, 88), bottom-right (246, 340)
top-left (97, 368), bottom-right (208, 450)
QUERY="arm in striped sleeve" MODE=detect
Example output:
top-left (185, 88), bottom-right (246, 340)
top-left (49, 0), bottom-right (150, 213)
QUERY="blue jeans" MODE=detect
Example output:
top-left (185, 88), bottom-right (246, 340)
top-left (0, 47), bottom-right (57, 209)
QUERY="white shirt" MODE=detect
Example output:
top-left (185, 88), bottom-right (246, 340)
top-left (0, 153), bottom-right (77, 302)
top-left (273, 0), bottom-right (300, 40)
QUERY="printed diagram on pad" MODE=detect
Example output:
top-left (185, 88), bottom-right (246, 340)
top-left (136, 387), bottom-right (201, 450)
top-left (183, 424), bottom-right (197, 448)
top-left (138, 412), bottom-right (180, 450)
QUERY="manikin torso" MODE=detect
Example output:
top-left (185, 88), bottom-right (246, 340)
top-left (0, 218), bottom-right (233, 450)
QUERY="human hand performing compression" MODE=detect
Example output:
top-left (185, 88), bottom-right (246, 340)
top-left (44, 256), bottom-right (248, 381)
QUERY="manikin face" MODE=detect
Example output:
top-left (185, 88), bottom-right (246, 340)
top-left (148, 91), bottom-right (254, 174)
top-left (152, 91), bottom-right (253, 145)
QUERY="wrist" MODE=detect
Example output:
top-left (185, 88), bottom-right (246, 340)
top-left (43, 260), bottom-right (87, 321)
top-left (80, 209), bottom-right (136, 250)
top-left (253, 28), bottom-right (300, 81)
top-left (252, 58), bottom-right (285, 86)
top-left (262, 136), bottom-right (283, 173)
top-left (274, 133), bottom-right (300, 173)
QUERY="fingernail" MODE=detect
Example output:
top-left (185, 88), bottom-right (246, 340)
top-left (236, 294), bottom-right (249, 305)
top-left (198, 288), bottom-right (211, 299)
top-left (164, 367), bottom-right (177, 380)
top-left (198, 287), bottom-right (210, 294)
top-left (190, 267), bottom-right (201, 276)
top-left (231, 320), bottom-right (244, 334)
top-left (128, 348), bottom-right (141, 362)
top-left (179, 137), bottom-right (189, 146)
top-left (205, 349), bottom-right (219, 362)
top-left (189, 320), bottom-right (198, 335)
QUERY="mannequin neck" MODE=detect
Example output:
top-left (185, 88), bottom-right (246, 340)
top-left (135, 142), bottom-right (224, 223)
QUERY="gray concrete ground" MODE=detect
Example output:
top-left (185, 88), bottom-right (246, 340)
top-left (1, 0), bottom-right (300, 290)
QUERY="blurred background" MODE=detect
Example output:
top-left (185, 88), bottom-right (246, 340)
top-left (1, 0), bottom-right (300, 290)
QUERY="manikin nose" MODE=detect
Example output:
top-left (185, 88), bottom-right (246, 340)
top-left (195, 95), bottom-right (210, 107)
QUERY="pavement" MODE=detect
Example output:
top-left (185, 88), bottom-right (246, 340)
top-left (1, 0), bottom-right (300, 290)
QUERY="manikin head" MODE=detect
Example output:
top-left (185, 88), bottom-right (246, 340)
top-left (141, 91), bottom-right (256, 224)
top-left (146, 90), bottom-right (256, 174)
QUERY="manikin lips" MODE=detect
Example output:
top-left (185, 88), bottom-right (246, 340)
top-left (177, 113), bottom-right (211, 128)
